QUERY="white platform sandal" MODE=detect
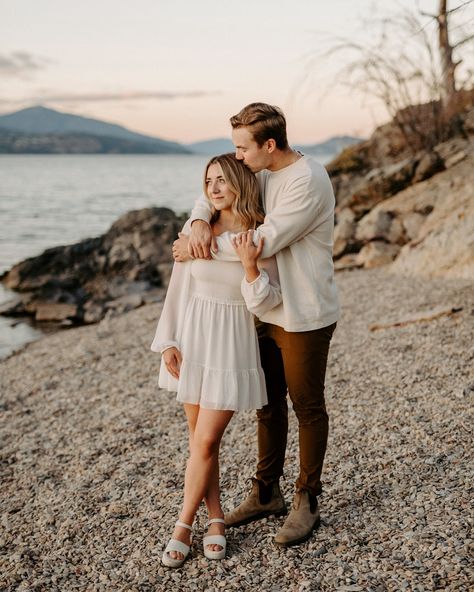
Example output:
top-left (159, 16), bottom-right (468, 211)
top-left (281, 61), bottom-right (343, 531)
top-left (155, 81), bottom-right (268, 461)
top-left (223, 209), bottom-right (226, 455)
top-left (203, 518), bottom-right (226, 560)
top-left (162, 520), bottom-right (192, 568)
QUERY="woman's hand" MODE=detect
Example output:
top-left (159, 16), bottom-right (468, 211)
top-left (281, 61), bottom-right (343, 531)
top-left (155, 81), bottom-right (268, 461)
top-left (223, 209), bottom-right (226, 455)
top-left (232, 230), bottom-right (264, 282)
top-left (162, 347), bottom-right (182, 379)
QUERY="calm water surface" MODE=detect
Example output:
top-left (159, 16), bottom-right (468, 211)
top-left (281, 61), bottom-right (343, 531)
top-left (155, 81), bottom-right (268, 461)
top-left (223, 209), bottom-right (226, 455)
top-left (0, 154), bottom-right (211, 274)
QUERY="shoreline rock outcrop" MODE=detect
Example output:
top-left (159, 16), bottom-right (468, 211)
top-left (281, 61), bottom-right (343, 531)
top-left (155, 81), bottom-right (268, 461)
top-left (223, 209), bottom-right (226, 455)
top-left (0, 207), bottom-right (186, 325)
top-left (328, 99), bottom-right (474, 278)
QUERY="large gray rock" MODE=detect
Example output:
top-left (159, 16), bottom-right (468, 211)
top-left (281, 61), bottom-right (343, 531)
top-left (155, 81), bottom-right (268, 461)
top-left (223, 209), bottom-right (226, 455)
top-left (356, 242), bottom-right (401, 268)
top-left (0, 207), bottom-right (187, 324)
top-left (328, 103), bottom-right (474, 214)
top-left (413, 152), bottom-right (445, 183)
top-left (390, 153), bottom-right (474, 279)
top-left (333, 208), bottom-right (357, 258)
top-left (339, 158), bottom-right (418, 214)
top-left (35, 303), bottom-right (78, 322)
top-left (355, 210), bottom-right (404, 244)
top-left (402, 212), bottom-right (425, 241)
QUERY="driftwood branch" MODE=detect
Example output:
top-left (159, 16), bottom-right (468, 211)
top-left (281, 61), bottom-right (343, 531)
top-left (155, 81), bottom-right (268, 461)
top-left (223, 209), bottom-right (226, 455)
top-left (369, 307), bottom-right (463, 331)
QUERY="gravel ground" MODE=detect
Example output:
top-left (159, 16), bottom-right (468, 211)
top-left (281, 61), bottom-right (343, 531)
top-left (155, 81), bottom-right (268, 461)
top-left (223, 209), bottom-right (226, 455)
top-left (1, 268), bottom-right (473, 592)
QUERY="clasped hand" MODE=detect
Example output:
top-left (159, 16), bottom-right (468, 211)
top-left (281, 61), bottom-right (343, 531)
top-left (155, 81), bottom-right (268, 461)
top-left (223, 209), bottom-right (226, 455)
top-left (232, 230), bottom-right (264, 267)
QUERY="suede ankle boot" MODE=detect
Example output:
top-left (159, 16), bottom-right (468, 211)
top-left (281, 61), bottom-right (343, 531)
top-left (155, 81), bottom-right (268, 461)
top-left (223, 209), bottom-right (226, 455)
top-left (224, 478), bottom-right (287, 528)
top-left (274, 490), bottom-right (320, 546)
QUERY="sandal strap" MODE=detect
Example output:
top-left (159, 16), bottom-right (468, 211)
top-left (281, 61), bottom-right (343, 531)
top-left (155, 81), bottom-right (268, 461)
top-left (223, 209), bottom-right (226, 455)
top-left (175, 520), bottom-right (192, 530)
top-left (203, 534), bottom-right (226, 546)
top-left (164, 538), bottom-right (190, 555)
top-left (207, 518), bottom-right (225, 525)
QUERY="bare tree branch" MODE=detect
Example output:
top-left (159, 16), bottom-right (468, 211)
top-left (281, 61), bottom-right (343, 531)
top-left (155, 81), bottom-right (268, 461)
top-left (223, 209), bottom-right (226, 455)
top-left (446, 0), bottom-right (474, 14)
top-left (298, 0), bottom-right (473, 154)
top-left (420, 11), bottom-right (438, 19)
top-left (453, 33), bottom-right (474, 47)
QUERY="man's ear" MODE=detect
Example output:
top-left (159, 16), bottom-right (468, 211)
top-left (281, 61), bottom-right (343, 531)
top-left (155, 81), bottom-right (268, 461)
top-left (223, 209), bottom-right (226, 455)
top-left (266, 139), bottom-right (276, 153)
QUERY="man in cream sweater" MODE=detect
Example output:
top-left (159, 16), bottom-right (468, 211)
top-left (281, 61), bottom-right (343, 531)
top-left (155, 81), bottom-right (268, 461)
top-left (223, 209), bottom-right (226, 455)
top-left (177, 102), bottom-right (339, 546)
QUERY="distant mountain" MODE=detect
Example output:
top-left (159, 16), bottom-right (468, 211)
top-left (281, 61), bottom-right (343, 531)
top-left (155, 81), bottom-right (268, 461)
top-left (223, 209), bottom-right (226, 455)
top-left (0, 108), bottom-right (364, 156)
top-left (186, 135), bottom-right (364, 156)
top-left (186, 138), bottom-right (234, 154)
top-left (296, 135), bottom-right (363, 155)
top-left (0, 128), bottom-right (190, 155)
top-left (0, 106), bottom-right (190, 154)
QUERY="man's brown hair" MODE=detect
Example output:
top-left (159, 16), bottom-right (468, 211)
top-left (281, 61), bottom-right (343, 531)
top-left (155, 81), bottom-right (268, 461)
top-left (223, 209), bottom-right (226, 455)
top-left (230, 102), bottom-right (289, 150)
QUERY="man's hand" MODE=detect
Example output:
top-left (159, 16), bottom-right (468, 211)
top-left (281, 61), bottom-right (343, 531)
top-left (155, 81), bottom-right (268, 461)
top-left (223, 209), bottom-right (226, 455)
top-left (188, 220), bottom-right (217, 260)
top-left (232, 230), bottom-right (264, 282)
top-left (162, 346), bottom-right (182, 379)
top-left (172, 233), bottom-right (192, 262)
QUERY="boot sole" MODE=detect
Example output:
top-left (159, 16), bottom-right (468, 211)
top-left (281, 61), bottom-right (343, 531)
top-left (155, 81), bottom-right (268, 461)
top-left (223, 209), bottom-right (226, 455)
top-left (226, 507), bottom-right (288, 528)
top-left (273, 516), bottom-right (321, 547)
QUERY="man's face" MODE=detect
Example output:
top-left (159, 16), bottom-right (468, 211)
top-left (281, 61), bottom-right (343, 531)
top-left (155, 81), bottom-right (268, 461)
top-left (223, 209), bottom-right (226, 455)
top-left (232, 127), bottom-right (271, 173)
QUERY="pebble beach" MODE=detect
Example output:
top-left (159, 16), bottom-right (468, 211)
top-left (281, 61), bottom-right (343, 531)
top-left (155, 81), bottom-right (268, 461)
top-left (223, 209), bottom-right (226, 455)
top-left (1, 268), bottom-right (473, 592)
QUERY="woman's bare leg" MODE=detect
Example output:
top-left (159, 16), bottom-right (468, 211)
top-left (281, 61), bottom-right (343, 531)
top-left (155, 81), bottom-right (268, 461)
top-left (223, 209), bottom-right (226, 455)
top-left (185, 404), bottom-right (227, 551)
top-left (184, 404), bottom-right (220, 515)
top-left (168, 405), bottom-right (233, 559)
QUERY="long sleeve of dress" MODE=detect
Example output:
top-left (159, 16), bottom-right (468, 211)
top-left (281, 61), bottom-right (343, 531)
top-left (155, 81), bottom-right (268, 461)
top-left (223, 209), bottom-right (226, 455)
top-left (240, 256), bottom-right (282, 319)
top-left (150, 220), bottom-right (192, 354)
top-left (150, 259), bottom-right (191, 353)
top-left (150, 222), bottom-right (194, 392)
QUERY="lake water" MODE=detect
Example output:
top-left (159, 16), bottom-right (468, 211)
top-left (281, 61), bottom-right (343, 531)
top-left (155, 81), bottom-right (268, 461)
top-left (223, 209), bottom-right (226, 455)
top-left (0, 152), bottom-right (334, 358)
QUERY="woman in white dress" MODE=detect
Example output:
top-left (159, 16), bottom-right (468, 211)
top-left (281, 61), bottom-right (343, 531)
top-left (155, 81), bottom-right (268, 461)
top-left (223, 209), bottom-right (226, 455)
top-left (151, 153), bottom-right (281, 568)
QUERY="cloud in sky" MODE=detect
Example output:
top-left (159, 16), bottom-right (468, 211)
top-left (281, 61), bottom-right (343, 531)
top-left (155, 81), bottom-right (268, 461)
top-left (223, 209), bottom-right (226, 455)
top-left (0, 90), bottom-right (220, 108)
top-left (0, 51), bottom-right (52, 78)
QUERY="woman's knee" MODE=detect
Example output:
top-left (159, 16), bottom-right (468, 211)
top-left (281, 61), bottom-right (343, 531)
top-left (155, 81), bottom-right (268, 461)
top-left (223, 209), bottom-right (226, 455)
top-left (193, 433), bottom-right (221, 459)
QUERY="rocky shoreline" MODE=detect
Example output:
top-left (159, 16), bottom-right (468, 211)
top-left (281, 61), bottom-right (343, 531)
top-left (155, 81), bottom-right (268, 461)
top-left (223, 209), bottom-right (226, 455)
top-left (1, 268), bottom-right (472, 591)
top-left (0, 208), bottom-right (187, 326)
top-left (329, 103), bottom-right (474, 276)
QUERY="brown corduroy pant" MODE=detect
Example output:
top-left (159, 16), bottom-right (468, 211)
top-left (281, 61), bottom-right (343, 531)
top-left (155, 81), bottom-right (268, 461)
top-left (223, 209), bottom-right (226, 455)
top-left (255, 321), bottom-right (336, 497)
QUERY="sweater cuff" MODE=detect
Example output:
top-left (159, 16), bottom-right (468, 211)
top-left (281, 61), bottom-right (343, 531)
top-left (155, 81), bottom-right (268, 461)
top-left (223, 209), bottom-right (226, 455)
top-left (189, 209), bottom-right (212, 225)
top-left (243, 271), bottom-right (263, 286)
top-left (150, 340), bottom-right (179, 354)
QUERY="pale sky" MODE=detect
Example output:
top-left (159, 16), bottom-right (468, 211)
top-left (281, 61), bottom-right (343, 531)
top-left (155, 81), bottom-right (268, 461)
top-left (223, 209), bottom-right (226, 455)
top-left (1, 0), bottom-right (473, 144)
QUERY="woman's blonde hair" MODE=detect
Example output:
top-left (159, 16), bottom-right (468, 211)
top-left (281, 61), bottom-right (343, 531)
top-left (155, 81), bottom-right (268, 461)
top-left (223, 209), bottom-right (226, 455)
top-left (203, 153), bottom-right (264, 230)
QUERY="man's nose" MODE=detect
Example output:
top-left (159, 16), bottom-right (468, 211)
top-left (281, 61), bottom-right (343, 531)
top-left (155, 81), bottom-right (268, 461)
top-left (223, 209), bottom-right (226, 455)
top-left (235, 150), bottom-right (243, 161)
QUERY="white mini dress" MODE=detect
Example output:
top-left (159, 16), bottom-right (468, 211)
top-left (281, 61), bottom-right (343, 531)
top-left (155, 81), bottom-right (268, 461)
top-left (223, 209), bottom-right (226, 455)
top-left (175, 258), bottom-right (267, 410)
top-left (151, 237), bottom-right (282, 412)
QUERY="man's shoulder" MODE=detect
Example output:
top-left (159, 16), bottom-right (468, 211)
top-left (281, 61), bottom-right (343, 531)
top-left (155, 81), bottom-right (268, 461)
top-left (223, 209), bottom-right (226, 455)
top-left (262, 155), bottom-right (331, 194)
top-left (299, 155), bottom-right (329, 177)
top-left (285, 156), bottom-right (331, 189)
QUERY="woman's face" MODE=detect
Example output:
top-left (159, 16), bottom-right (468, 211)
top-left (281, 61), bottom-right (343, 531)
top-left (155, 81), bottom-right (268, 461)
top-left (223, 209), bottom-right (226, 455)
top-left (205, 163), bottom-right (237, 212)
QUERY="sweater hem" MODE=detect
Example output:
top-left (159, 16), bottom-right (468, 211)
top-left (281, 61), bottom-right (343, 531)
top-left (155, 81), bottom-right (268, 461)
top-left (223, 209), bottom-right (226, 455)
top-left (261, 311), bottom-right (340, 333)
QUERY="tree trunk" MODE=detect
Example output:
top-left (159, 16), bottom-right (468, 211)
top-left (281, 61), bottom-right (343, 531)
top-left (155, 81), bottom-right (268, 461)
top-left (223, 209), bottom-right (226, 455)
top-left (438, 0), bottom-right (457, 105)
